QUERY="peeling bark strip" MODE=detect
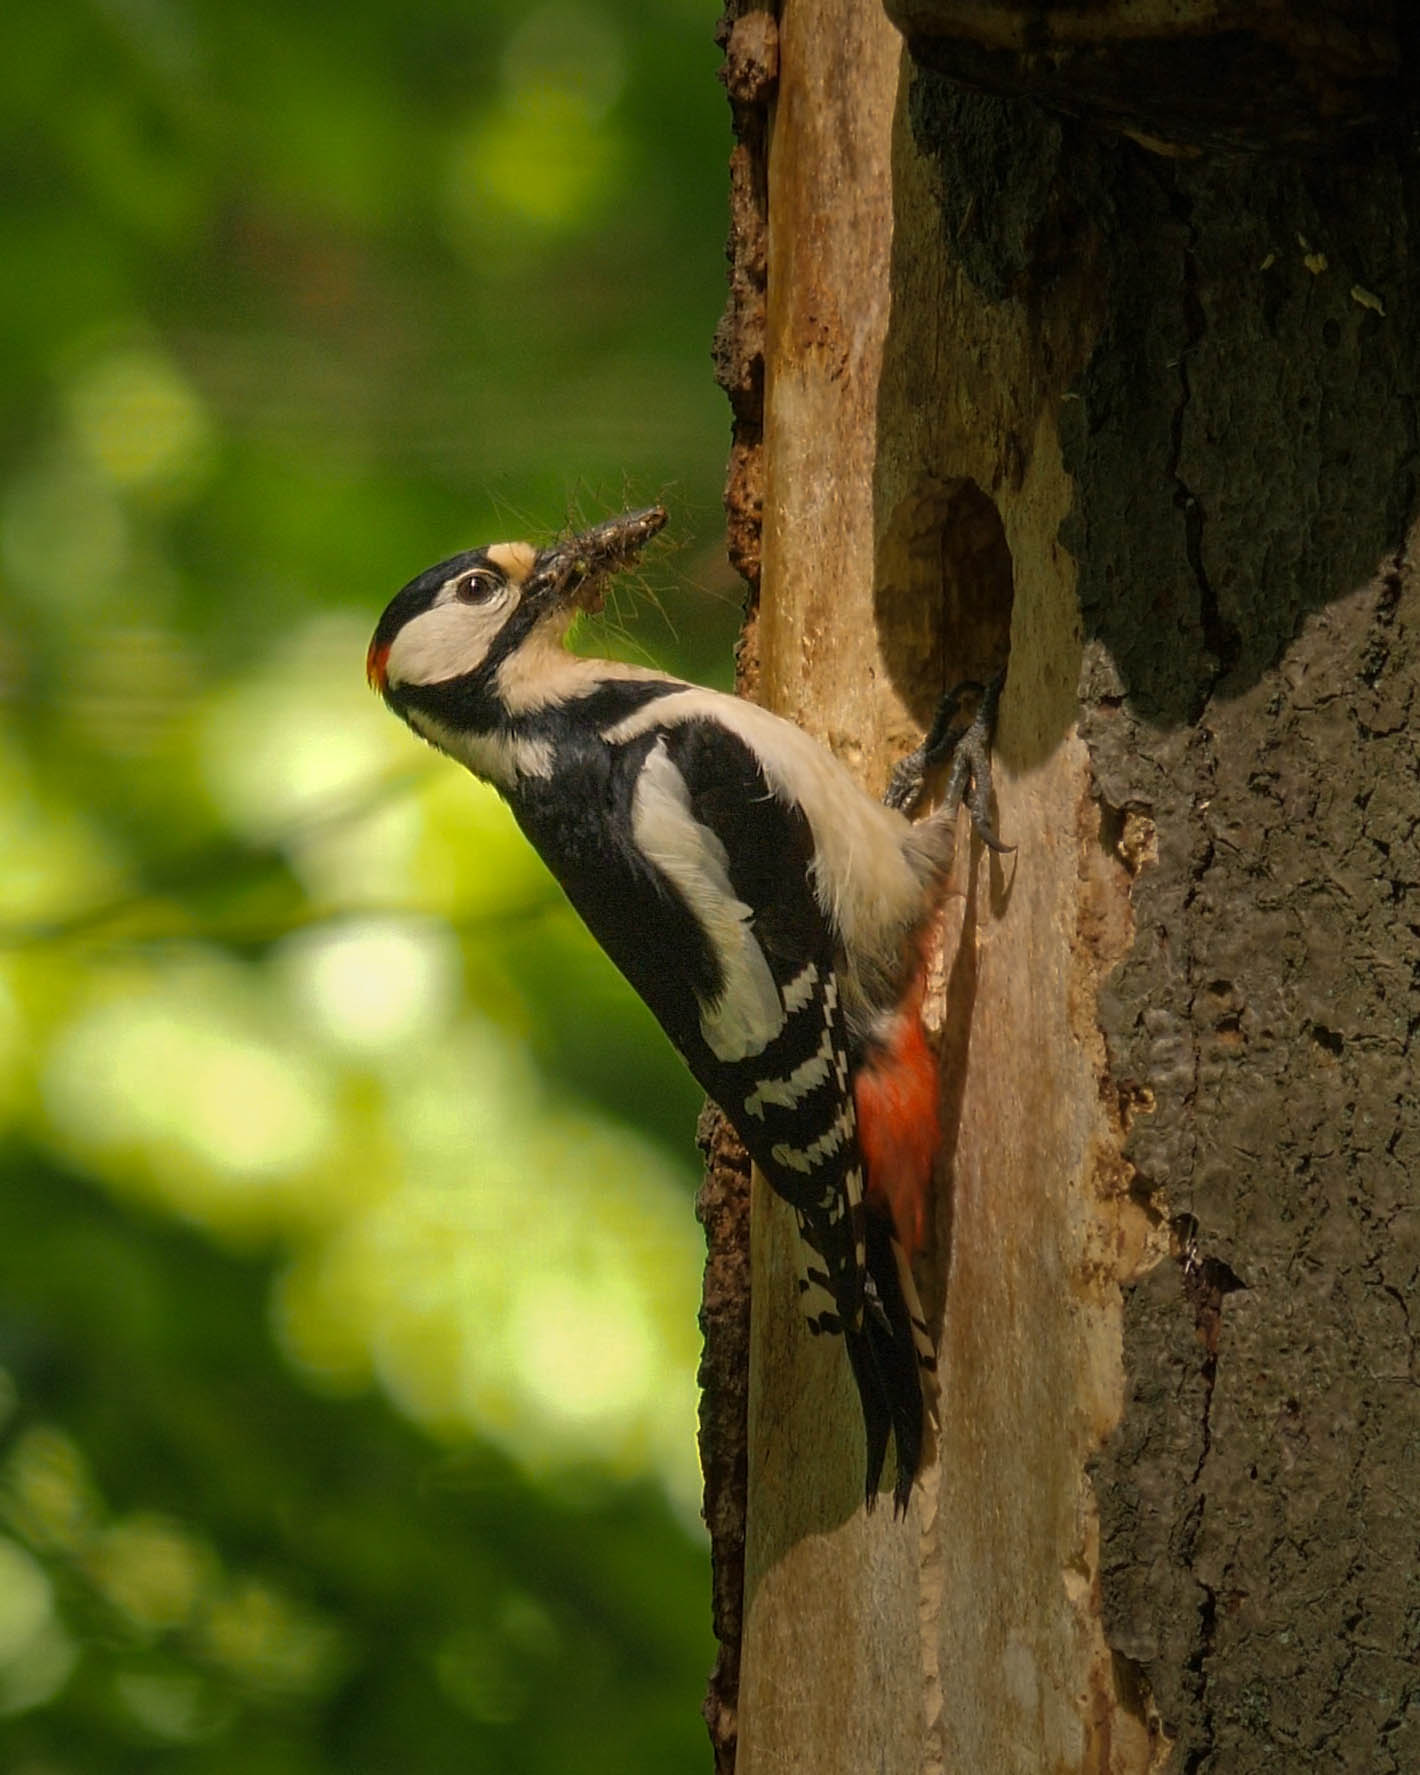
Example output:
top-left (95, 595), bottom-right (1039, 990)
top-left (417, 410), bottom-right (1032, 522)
top-left (705, 1), bottom-right (1418, 1770)
top-left (701, 7), bottom-right (777, 1770)
top-left (697, 1106), bottom-right (753, 1775)
top-left (714, 2), bottom-right (777, 629)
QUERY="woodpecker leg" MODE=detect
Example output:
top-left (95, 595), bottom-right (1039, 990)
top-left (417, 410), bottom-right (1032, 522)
top-left (885, 673), bottom-right (1013, 853)
top-left (942, 673), bottom-right (1013, 853)
top-left (883, 683), bottom-right (975, 814)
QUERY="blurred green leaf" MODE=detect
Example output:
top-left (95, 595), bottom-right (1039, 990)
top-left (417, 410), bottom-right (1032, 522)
top-left (0, 0), bottom-right (734, 1767)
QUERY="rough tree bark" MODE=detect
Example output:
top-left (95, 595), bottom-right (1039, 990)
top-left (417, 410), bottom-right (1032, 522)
top-left (701, 3), bottom-right (1418, 1772)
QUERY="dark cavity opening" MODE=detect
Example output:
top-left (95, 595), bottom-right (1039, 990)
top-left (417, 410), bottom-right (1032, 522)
top-left (874, 476), bottom-right (1015, 725)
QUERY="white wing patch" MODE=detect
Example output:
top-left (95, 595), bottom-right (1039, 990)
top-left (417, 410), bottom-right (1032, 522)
top-left (770, 1101), bottom-right (856, 1175)
top-left (602, 687), bottom-right (930, 1020)
top-left (632, 738), bottom-right (785, 1063)
top-left (782, 962), bottom-right (818, 1014)
top-left (742, 1027), bottom-right (834, 1119)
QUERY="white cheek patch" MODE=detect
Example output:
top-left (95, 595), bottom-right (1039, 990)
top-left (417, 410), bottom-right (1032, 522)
top-left (384, 596), bottom-right (517, 687)
top-left (632, 738), bottom-right (785, 1064)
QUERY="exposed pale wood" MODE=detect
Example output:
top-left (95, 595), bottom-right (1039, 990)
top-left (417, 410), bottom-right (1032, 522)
top-left (740, 3), bottom-right (1144, 1770)
top-left (740, 5), bottom-right (927, 1770)
top-left (723, 3), bottom-right (1420, 1769)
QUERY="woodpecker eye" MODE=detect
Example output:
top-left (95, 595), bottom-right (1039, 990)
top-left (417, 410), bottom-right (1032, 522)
top-left (452, 569), bottom-right (502, 605)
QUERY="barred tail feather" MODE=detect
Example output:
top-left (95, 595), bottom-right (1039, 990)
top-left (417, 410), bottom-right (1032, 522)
top-left (889, 1220), bottom-right (938, 1385)
top-left (841, 1323), bottom-right (893, 1505)
top-left (796, 1202), bottom-right (932, 1509)
top-left (793, 1197), bottom-right (936, 1509)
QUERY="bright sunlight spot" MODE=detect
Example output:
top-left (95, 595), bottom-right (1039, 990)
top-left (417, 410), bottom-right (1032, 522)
top-left (199, 614), bottom-right (553, 913)
top-left (278, 916), bottom-right (461, 1053)
top-left (274, 1019), bottom-right (704, 1511)
top-left (44, 968), bottom-right (335, 1213)
top-left (510, 1274), bottom-right (656, 1426)
top-left (202, 616), bottom-right (396, 837)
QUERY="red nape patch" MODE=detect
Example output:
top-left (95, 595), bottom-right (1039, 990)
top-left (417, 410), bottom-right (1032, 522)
top-left (366, 640), bottom-right (390, 693)
top-left (855, 1011), bottom-right (939, 1261)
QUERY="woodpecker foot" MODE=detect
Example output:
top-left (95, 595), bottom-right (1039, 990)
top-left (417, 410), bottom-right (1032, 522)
top-left (885, 674), bottom-right (1013, 853)
top-left (884, 682), bottom-right (976, 814)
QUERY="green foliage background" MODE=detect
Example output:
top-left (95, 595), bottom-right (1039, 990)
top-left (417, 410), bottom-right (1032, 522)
top-left (0, 2), bottom-right (736, 1768)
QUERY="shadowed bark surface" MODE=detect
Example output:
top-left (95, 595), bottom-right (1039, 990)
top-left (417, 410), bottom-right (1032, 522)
top-left (705, 3), bottom-right (1418, 1770)
top-left (1063, 144), bottom-right (1420, 1759)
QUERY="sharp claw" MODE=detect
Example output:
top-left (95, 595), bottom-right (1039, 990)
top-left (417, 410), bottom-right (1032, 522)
top-left (968, 778), bottom-right (1015, 854)
top-left (961, 671), bottom-right (1013, 851)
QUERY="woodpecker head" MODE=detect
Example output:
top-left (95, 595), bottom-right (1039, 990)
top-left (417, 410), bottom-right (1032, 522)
top-left (366, 505), bottom-right (668, 708)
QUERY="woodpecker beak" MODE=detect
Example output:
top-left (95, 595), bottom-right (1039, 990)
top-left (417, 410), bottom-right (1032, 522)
top-left (529, 506), bottom-right (668, 616)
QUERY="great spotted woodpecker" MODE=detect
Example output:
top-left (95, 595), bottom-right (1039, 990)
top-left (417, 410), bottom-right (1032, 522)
top-left (367, 507), bottom-right (1008, 1510)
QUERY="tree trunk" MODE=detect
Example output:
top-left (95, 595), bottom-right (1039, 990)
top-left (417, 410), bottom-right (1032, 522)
top-left (704, 4), bottom-right (1419, 1771)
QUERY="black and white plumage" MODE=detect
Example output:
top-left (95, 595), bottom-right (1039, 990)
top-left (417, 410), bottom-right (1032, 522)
top-left (367, 507), bottom-right (1006, 1509)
